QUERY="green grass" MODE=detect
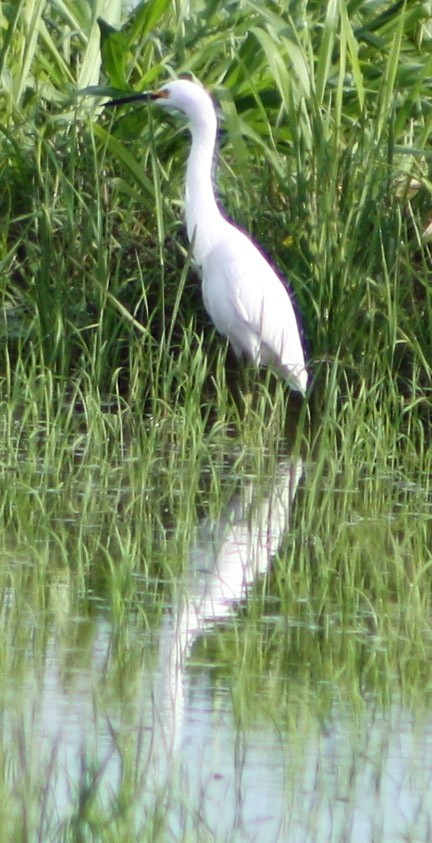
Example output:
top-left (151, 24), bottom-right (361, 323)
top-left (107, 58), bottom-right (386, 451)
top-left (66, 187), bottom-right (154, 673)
top-left (1, 0), bottom-right (432, 839)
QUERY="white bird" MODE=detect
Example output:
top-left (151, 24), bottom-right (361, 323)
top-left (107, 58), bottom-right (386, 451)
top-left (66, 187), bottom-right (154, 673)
top-left (107, 78), bottom-right (308, 394)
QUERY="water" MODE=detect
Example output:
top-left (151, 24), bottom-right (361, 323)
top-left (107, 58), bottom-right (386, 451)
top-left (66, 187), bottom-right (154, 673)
top-left (7, 614), bottom-right (432, 841)
top-left (2, 452), bottom-right (432, 841)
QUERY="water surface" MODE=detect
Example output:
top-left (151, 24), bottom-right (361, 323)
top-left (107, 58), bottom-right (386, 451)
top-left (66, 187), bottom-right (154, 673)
top-left (2, 449), bottom-right (432, 841)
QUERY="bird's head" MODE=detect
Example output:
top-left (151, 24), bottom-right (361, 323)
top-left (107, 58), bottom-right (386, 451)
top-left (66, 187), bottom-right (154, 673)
top-left (149, 79), bottom-right (212, 118)
top-left (106, 78), bottom-right (216, 129)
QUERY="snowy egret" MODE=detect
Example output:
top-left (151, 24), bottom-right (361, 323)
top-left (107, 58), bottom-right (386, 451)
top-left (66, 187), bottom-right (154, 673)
top-left (107, 79), bottom-right (308, 394)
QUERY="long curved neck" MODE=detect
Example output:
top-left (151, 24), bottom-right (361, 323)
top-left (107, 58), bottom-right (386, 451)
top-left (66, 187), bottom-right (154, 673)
top-left (185, 113), bottom-right (225, 266)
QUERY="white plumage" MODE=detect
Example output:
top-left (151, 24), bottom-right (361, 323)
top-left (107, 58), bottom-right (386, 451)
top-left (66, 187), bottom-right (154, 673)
top-left (109, 78), bottom-right (308, 394)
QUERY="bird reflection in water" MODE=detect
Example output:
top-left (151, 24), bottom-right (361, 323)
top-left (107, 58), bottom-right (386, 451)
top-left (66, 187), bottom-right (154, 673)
top-left (153, 457), bottom-right (303, 767)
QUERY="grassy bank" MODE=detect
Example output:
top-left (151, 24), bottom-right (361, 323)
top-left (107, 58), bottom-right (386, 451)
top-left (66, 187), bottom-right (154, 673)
top-left (1, 0), bottom-right (432, 403)
top-left (1, 0), bottom-right (432, 840)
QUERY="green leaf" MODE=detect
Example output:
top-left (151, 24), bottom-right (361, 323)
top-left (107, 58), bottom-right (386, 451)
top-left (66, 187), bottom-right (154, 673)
top-left (315, 0), bottom-right (339, 104)
top-left (377, 4), bottom-right (405, 138)
top-left (341, 2), bottom-right (364, 112)
top-left (77, 84), bottom-right (135, 100)
top-left (92, 121), bottom-right (155, 198)
top-left (127, 0), bottom-right (172, 43)
top-left (98, 17), bottom-right (130, 89)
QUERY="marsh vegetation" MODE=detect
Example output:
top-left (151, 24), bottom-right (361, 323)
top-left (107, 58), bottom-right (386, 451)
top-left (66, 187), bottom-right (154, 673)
top-left (1, 0), bottom-right (432, 840)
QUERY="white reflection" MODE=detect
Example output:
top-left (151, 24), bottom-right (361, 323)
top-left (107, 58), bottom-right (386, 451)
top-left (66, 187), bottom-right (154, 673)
top-left (154, 459), bottom-right (303, 762)
top-left (181, 457), bottom-right (303, 652)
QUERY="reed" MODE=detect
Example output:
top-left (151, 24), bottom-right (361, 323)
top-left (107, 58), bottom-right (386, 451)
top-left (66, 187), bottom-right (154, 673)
top-left (0, 1), bottom-right (431, 839)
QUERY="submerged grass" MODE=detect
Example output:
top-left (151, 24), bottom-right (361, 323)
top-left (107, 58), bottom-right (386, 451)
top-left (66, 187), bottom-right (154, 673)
top-left (0, 0), bottom-right (432, 839)
top-left (0, 355), bottom-right (431, 840)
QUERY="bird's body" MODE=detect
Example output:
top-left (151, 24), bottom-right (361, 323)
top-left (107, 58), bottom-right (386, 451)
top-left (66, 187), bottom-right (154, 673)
top-left (108, 78), bottom-right (307, 394)
top-left (203, 229), bottom-right (306, 386)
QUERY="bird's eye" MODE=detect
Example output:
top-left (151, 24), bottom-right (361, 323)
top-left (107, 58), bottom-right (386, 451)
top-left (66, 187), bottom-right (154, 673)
top-left (153, 89), bottom-right (170, 100)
